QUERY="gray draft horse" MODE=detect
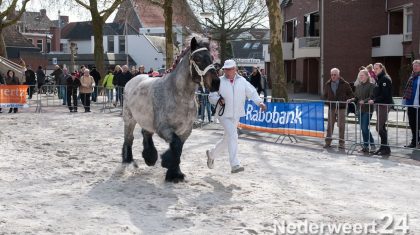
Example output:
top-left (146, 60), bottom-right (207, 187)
top-left (122, 37), bottom-right (220, 183)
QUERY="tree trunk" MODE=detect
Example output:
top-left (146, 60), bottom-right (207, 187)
top-left (219, 32), bottom-right (228, 65)
top-left (266, 0), bottom-right (288, 101)
top-left (164, 0), bottom-right (173, 69)
top-left (0, 28), bottom-right (7, 58)
top-left (92, 17), bottom-right (105, 79)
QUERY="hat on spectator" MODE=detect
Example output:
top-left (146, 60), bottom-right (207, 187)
top-left (222, 59), bottom-right (236, 69)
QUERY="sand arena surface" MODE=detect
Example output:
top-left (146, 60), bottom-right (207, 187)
top-left (0, 112), bottom-right (419, 234)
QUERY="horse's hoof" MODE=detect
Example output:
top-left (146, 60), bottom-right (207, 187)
top-left (165, 170), bottom-right (185, 183)
top-left (143, 148), bottom-right (158, 166)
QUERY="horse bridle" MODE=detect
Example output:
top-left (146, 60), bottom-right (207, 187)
top-left (189, 47), bottom-right (215, 90)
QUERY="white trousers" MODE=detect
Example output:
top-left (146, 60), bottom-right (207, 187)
top-left (209, 117), bottom-right (240, 167)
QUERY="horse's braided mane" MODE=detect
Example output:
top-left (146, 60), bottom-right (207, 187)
top-left (166, 46), bottom-right (191, 74)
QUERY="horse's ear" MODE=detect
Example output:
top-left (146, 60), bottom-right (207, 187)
top-left (190, 37), bottom-right (198, 51)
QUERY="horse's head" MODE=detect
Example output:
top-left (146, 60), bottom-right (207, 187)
top-left (189, 37), bottom-right (220, 92)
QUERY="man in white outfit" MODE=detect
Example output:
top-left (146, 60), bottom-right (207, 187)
top-left (206, 59), bottom-right (267, 173)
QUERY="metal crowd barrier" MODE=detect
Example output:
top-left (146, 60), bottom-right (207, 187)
top-left (7, 88), bottom-right (419, 156)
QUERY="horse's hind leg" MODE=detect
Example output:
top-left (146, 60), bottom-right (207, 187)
top-left (122, 118), bottom-right (136, 164)
top-left (142, 129), bottom-right (158, 166)
top-left (161, 133), bottom-right (185, 183)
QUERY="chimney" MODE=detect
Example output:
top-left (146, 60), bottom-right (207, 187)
top-left (40, 9), bottom-right (46, 17)
top-left (50, 26), bottom-right (61, 52)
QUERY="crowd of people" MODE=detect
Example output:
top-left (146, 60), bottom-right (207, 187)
top-left (323, 60), bottom-right (420, 157)
top-left (1, 59), bottom-right (419, 158)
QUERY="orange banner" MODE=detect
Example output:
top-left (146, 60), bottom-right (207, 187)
top-left (0, 85), bottom-right (28, 108)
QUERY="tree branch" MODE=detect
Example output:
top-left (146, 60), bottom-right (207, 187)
top-left (74, 0), bottom-right (92, 11)
top-left (1, 0), bottom-right (30, 28)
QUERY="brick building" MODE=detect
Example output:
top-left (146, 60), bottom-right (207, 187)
top-left (277, 0), bottom-right (419, 95)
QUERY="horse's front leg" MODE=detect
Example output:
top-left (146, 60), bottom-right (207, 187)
top-left (161, 133), bottom-right (185, 183)
top-left (142, 129), bottom-right (158, 166)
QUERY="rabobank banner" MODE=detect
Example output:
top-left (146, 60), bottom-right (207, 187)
top-left (238, 100), bottom-right (325, 138)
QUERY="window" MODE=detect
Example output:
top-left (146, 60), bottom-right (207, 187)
top-left (284, 19), bottom-right (297, 42)
top-left (243, 42), bottom-right (252, 49)
top-left (252, 42), bottom-right (260, 49)
top-left (37, 39), bottom-right (43, 52)
top-left (404, 6), bottom-right (412, 41)
top-left (304, 12), bottom-right (319, 37)
top-left (28, 38), bottom-right (33, 45)
top-left (119, 36), bottom-right (125, 53)
top-left (107, 36), bottom-right (114, 53)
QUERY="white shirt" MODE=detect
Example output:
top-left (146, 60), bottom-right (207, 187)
top-left (209, 73), bottom-right (262, 119)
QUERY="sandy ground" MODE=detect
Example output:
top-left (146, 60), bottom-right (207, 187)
top-left (0, 111), bottom-right (420, 234)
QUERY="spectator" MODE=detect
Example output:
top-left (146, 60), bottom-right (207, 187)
top-left (197, 86), bottom-right (212, 122)
top-left (79, 69), bottom-right (95, 112)
top-left (402, 59), bottom-right (420, 148)
top-left (366, 64), bottom-right (377, 81)
top-left (260, 68), bottom-right (268, 102)
top-left (249, 67), bottom-right (262, 96)
top-left (348, 69), bottom-right (376, 153)
top-left (137, 65), bottom-right (146, 75)
top-left (102, 70), bottom-right (114, 103)
top-left (66, 72), bottom-right (81, 112)
top-left (90, 66), bottom-right (101, 102)
top-left (36, 66), bottom-right (46, 94)
top-left (368, 63), bottom-right (394, 156)
top-left (323, 68), bottom-right (354, 149)
top-left (5, 70), bottom-right (20, 113)
top-left (24, 66), bottom-right (36, 99)
top-left (61, 68), bottom-right (70, 105)
top-left (114, 65), bottom-right (133, 106)
top-left (50, 65), bottom-right (64, 99)
top-left (206, 59), bottom-right (266, 173)
top-left (0, 73), bottom-right (4, 113)
top-left (112, 65), bottom-right (122, 106)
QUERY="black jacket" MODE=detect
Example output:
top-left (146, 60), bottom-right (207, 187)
top-left (373, 71), bottom-right (394, 104)
top-left (36, 68), bottom-right (46, 84)
top-left (66, 76), bottom-right (81, 94)
top-left (114, 71), bottom-right (133, 87)
top-left (25, 69), bottom-right (36, 85)
top-left (90, 68), bottom-right (101, 84)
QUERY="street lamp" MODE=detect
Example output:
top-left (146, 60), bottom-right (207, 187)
top-left (200, 12), bottom-right (214, 38)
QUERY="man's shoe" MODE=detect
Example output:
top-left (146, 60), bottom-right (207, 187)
top-left (338, 144), bottom-right (345, 149)
top-left (323, 144), bottom-right (331, 148)
top-left (359, 147), bottom-right (369, 153)
top-left (231, 165), bottom-right (244, 173)
top-left (206, 150), bottom-right (214, 169)
top-left (404, 143), bottom-right (416, 148)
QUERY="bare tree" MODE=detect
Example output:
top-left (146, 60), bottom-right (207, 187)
top-left (265, 0), bottom-right (287, 100)
top-left (73, 0), bottom-right (125, 77)
top-left (189, 0), bottom-right (267, 63)
top-left (0, 0), bottom-right (31, 58)
top-left (146, 0), bottom-right (174, 69)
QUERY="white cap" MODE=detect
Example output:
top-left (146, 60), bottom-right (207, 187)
top-left (222, 59), bottom-right (237, 69)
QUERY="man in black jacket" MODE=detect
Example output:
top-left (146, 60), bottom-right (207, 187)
top-left (90, 66), bottom-right (101, 102)
top-left (36, 66), bottom-right (46, 93)
top-left (25, 66), bottom-right (36, 99)
top-left (368, 63), bottom-right (394, 156)
top-left (67, 72), bottom-right (81, 112)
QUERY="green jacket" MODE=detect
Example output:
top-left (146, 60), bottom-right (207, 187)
top-left (102, 73), bottom-right (114, 89)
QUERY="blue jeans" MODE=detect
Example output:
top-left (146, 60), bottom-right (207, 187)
top-left (60, 86), bottom-right (67, 105)
top-left (359, 112), bottom-right (375, 148)
top-left (200, 96), bottom-right (212, 122)
top-left (105, 88), bottom-right (114, 102)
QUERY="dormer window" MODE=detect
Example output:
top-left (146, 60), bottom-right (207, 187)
top-left (243, 42), bottom-right (251, 49)
top-left (252, 42), bottom-right (260, 49)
